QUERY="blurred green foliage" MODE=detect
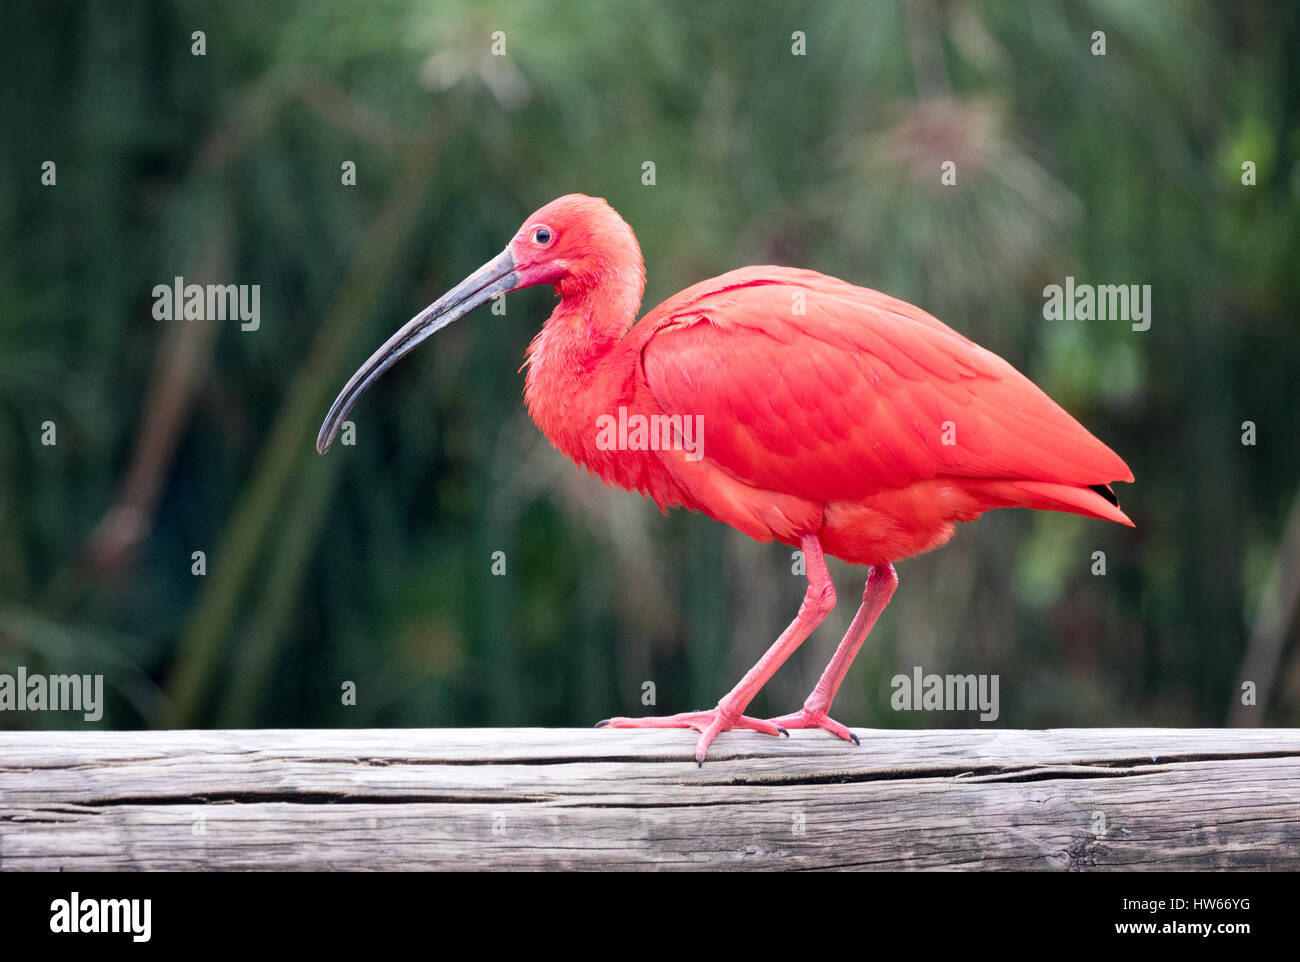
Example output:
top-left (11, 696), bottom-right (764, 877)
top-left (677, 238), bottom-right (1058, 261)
top-left (2, 0), bottom-right (1298, 732)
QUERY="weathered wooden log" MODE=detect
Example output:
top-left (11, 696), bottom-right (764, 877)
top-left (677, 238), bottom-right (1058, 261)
top-left (1, 728), bottom-right (1297, 870)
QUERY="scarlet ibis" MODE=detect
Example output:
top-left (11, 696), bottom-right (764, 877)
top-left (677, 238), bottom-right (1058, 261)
top-left (318, 194), bottom-right (1132, 764)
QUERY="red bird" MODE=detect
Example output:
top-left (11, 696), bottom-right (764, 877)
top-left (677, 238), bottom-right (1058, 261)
top-left (318, 194), bottom-right (1133, 764)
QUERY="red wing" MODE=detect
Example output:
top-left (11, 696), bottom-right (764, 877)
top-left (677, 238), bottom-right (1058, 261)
top-left (638, 267), bottom-right (1132, 503)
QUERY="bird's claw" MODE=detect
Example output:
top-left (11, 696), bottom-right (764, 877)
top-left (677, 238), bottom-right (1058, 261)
top-left (597, 708), bottom-right (785, 763)
top-left (767, 708), bottom-right (860, 745)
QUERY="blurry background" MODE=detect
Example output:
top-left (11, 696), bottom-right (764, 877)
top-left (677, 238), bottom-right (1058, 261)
top-left (2, 0), bottom-right (1298, 732)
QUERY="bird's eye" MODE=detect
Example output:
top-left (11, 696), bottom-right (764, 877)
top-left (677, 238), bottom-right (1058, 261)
top-left (533, 228), bottom-right (552, 245)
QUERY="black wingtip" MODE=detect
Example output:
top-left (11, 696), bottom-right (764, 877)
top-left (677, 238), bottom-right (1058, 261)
top-left (1089, 483), bottom-right (1120, 507)
top-left (595, 719), bottom-right (610, 728)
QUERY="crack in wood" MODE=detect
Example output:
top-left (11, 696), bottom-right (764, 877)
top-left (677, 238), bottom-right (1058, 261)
top-left (3, 730), bottom-right (1298, 869)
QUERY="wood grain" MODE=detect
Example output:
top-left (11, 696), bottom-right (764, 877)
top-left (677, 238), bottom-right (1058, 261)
top-left (1, 728), bottom-right (1298, 870)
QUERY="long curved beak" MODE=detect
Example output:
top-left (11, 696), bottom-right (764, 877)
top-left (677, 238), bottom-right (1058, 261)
top-left (317, 249), bottom-right (517, 454)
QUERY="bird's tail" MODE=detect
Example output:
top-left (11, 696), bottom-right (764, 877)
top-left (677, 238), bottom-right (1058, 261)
top-left (971, 480), bottom-right (1134, 527)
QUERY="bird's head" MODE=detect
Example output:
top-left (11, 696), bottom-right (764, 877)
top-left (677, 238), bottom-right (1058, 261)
top-left (506, 193), bottom-right (643, 297)
top-left (316, 193), bottom-right (642, 454)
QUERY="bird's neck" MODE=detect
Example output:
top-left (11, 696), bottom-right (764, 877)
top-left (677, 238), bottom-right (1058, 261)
top-left (523, 274), bottom-right (655, 493)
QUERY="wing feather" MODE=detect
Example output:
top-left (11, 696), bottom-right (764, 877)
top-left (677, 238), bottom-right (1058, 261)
top-left (638, 267), bottom-right (1132, 503)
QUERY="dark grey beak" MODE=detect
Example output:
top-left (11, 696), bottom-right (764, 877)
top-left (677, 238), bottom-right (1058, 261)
top-left (317, 249), bottom-right (517, 454)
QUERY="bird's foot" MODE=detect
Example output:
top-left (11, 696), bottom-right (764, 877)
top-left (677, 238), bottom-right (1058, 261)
top-left (766, 708), bottom-right (860, 745)
top-left (597, 709), bottom-right (787, 765)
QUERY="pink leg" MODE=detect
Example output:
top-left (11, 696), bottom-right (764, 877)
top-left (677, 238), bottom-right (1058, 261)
top-left (599, 533), bottom-right (837, 764)
top-left (769, 562), bottom-right (897, 743)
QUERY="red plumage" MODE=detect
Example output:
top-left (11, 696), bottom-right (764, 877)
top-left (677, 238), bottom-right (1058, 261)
top-left (320, 193), bottom-right (1134, 763)
top-left (628, 267), bottom-right (1132, 565)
